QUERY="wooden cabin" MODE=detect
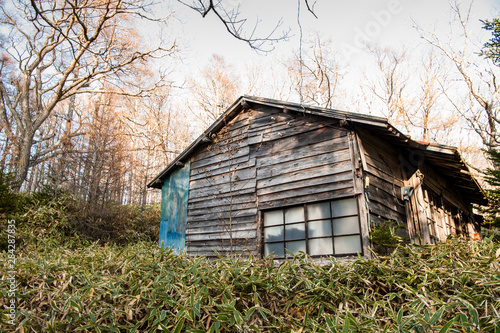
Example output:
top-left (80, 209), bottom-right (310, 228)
top-left (147, 96), bottom-right (487, 258)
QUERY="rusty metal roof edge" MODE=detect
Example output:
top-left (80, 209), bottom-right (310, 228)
top-left (416, 143), bottom-right (487, 205)
top-left (243, 95), bottom-right (390, 125)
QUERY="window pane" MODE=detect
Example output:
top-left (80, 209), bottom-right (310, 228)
top-left (264, 226), bottom-right (284, 242)
top-left (332, 216), bottom-right (360, 235)
top-left (264, 210), bottom-right (283, 226)
top-left (265, 242), bottom-right (284, 257)
top-left (307, 202), bottom-right (330, 220)
top-left (285, 223), bottom-right (305, 240)
top-left (308, 220), bottom-right (332, 238)
top-left (285, 206), bottom-right (304, 224)
top-left (285, 240), bottom-right (306, 256)
top-left (331, 198), bottom-right (358, 217)
top-left (309, 238), bottom-right (333, 256)
top-left (334, 235), bottom-right (362, 254)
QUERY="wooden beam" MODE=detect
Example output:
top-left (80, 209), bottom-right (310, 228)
top-left (240, 99), bottom-right (250, 109)
top-left (201, 135), bottom-right (212, 143)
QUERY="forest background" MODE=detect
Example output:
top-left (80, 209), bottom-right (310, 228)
top-left (1, 0), bottom-right (500, 224)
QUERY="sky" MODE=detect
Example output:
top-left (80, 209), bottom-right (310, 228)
top-left (141, 0), bottom-right (499, 150)
top-left (159, 0), bottom-right (499, 78)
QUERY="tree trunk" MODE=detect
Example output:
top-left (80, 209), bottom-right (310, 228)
top-left (13, 132), bottom-right (34, 191)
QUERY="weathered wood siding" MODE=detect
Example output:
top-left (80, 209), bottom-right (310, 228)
top-left (358, 128), bottom-right (477, 244)
top-left (357, 130), bottom-right (407, 232)
top-left (405, 163), bottom-right (477, 244)
top-left (186, 105), bottom-right (358, 257)
top-left (187, 110), bottom-right (257, 257)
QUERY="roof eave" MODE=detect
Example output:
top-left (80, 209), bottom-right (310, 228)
top-left (147, 96), bottom-right (488, 206)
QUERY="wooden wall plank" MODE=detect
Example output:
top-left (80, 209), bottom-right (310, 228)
top-left (258, 188), bottom-right (356, 210)
top-left (190, 158), bottom-right (255, 181)
top-left (258, 180), bottom-right (354, 203)
top-left (257, 161), bottom-right (352, 189)
top-left (187, 215), bottom-right (256, 229)
top-left (187, 207), bottom-right (258, 223)
top-left (186, 230), bottom-right (257, 242)
top-left (190, 166), bottom-right (256, 190)
top-left (251, 127), bottom-right (346, 157)
top-left (188, 201), bottom-right (257, 216)
top-left (191, 143), bottom-right (250, 167)
top-left (188, 188), bottom-right (255, 204)
top-left (190, 154), bottom-right (252, 176)
top-left (255, 136), bottom-right (348, 168)
top-left (257, 172), bottom-right (352, 196)
top-left (257, 150), bottom-right (351, 179)
top-left (188, 178), bottom-right (256, 200)
top-left (188, 193), bottom-right (256, 210)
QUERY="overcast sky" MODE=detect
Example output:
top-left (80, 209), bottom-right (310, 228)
top-left (163, 0), bottom-right (498, 70)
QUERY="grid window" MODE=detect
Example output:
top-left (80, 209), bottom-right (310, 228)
top-left (263, 197), bottom-right (362, 258)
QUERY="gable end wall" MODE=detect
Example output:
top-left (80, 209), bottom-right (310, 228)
top-left (186, 105), bottom-right (362, 257)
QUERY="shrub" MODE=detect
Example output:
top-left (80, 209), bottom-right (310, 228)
top-left (368, 220), bottom-right (408, 254)
top-left (0, 177), bottom-right (160, 250)
top-left (482, 226), bottom-right (500, 243)
top-left (68, 202), bottom-right (160, 245)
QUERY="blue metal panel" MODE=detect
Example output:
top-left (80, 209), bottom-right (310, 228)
top-left (159, 161), bottom-right (190, 253)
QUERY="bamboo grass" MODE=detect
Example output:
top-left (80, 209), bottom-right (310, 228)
top-left (1, 238), bottom-right (499, 332)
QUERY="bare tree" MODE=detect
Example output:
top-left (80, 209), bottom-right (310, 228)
top-left (122, 86), bottom-right (194, 205)
top-left (365, 47), bottom-right (416, 134)
top-left (416, 0), bottom-right (500, 149)
top-left (179, 0), bottom-right (288, 52)
top-left (0, 0), bottom-right (174, 188)
top-left (188, 54), bottom-right (241, 129)
top-left (288, 37), bottom-right (346, 109)
top-left (413, 51), bottom-right (454, 143)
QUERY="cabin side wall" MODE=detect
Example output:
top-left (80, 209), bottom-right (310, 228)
top-left (357, 129), bottom-right (407, 234)
top-left (186, 105), bottom-right (367, 257)
top-left (186, 110), bottom-right (257, 257)
top-left (358, 128), bottom-right (477, 244)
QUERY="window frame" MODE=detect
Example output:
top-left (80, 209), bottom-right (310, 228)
top-left (261, 196), bottom-right (364, 259)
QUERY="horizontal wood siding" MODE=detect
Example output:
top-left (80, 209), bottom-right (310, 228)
top-left (186, 105), bottom-right (356, 257)
top-left (252, 107), bottom-right (354, 210)
top-left (357, 130), bottom-right (407, 233)
top-left (187, 109), bottom-right (257, 257)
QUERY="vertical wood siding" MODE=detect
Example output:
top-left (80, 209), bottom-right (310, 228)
top-left (358, 129), bottom-right (477, 244)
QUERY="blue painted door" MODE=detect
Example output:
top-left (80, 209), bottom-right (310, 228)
top-left (159, 162), bottom-right (190, 253)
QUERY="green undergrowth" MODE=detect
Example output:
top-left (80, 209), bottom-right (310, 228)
top-left (0, 181), bottom-right (160, 251)
top-left (1, 238), bottom-right (500, 332)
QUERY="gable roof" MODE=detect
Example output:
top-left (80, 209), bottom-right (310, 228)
top-left (147, 96), bottom-right (487, 206)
